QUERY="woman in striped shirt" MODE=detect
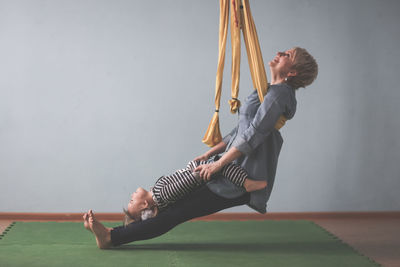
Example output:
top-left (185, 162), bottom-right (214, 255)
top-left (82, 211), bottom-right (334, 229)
top-left (122, 156), bottom-right (267, 225)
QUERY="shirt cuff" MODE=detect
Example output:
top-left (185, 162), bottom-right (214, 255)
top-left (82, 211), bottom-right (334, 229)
top-left (232, 135), bottom-right (253, 155)
top-left (222, 134), bottom-right (232, 144)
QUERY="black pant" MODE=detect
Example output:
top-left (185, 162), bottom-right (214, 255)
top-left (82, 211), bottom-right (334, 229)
top-left (111, 185), bottom-right (250, 246)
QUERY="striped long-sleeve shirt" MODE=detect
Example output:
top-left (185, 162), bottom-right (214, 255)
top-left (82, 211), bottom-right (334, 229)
top-left (151, 158), bottom-right (249, 211)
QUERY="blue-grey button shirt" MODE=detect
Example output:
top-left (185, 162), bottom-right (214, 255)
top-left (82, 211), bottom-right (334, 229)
top-left (206, 83), bottom-right (297, 213)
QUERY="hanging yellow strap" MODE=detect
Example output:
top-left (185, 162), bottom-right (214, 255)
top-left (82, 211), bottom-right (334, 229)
top-left (201, 0), bottom-right (229, 147)
top-left (241, 0), bottom-right (268, 103)
top-left (241, 0), bottom-right (287, 130)
top-left (228, 0), bottom-right (241, 114)
top-left (202, 0), bottom-right (287, 147)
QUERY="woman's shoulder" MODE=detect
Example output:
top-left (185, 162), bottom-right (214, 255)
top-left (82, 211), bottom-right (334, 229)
top-left (269, 83), bottom-right (294, 94)
top-left (267, 83), bottom-right (296, 102)
top-left (267, 83), bottom-right (297, 118)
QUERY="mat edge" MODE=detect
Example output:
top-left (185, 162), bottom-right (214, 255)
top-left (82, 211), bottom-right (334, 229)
top-left (310, 221), bottom-right (382, 267)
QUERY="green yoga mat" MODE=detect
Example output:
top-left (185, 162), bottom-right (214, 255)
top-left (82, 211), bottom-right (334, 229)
top-left (0, 221), bottom-right (378, 267)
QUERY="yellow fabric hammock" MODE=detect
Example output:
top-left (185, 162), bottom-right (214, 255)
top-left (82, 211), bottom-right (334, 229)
top-left (202, 0), bottom-right (287, 147)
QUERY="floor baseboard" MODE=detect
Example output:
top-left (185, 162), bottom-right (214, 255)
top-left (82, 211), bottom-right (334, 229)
top-left (0, 211), bottom-right (399, 221)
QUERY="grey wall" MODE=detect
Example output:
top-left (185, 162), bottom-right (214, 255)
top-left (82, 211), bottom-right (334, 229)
top-left (1, 0), bottom-right (399, 213)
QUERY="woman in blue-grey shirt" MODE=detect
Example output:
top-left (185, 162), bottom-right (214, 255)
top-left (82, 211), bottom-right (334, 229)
top-left (85, 47), bottom-right (318, 249)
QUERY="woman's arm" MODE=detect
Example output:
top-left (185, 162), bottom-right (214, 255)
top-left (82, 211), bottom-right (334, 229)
top-left (195, 88), bottom-right (290, 180)
top-left (206, 141), bottom-right (228, 157)
top-left (231, 90), bottom-right (289, 156)
top-left (194, 146), bottom-right (242, 181)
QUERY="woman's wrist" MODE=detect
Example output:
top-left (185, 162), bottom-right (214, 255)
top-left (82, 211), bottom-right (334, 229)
top-left (204, 151), bottom-right (213, 158)
top-left (215, 160), bottom-right (223, 169)
top-left (207, 141), bottom-right (227, 158)
top-left (217, 146), bottom-right (242, 168)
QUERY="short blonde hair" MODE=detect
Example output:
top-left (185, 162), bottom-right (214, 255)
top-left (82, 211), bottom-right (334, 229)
top-left (287, 47), bottom-right (318, 89)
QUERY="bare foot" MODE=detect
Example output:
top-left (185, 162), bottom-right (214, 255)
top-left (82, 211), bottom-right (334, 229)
top-left (83, 212), bottom-right (92, 232)
top-left (88, 210), bottom-right (112, 249)
top-left (244, 179), bottom-right (267, 192)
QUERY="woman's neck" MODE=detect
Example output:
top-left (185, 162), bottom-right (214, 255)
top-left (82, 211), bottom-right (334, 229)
top-left (269, 73), bottom-right (286, 85)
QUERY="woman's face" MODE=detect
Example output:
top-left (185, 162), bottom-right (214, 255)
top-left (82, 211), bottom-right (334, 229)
top-left (127, 187), bottom-right (148, 220)
top-left (269, 48), bottom-right (296, 77)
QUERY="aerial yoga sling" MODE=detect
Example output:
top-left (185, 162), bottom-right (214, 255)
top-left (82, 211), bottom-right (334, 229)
top-left (202, 0), bottom-right (287, 147)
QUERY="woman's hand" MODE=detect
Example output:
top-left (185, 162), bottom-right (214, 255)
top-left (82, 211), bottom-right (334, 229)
top-left (194, 161), bottom-right (223, 181)
top-left (193, 153), bottom-right (210, 162)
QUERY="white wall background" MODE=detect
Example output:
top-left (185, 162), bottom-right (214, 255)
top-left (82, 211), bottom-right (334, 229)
top-left (1, 0), bottom-right (399, 212)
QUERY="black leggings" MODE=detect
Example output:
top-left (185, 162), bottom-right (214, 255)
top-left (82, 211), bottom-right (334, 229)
top-left (111, 185), bottom-right (250, 246)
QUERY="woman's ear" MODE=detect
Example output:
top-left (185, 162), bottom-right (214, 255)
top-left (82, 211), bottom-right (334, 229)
top-left (143, 200), bottom-right (149, 209)
top-left (288, 69), bottom-right (297, 77)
